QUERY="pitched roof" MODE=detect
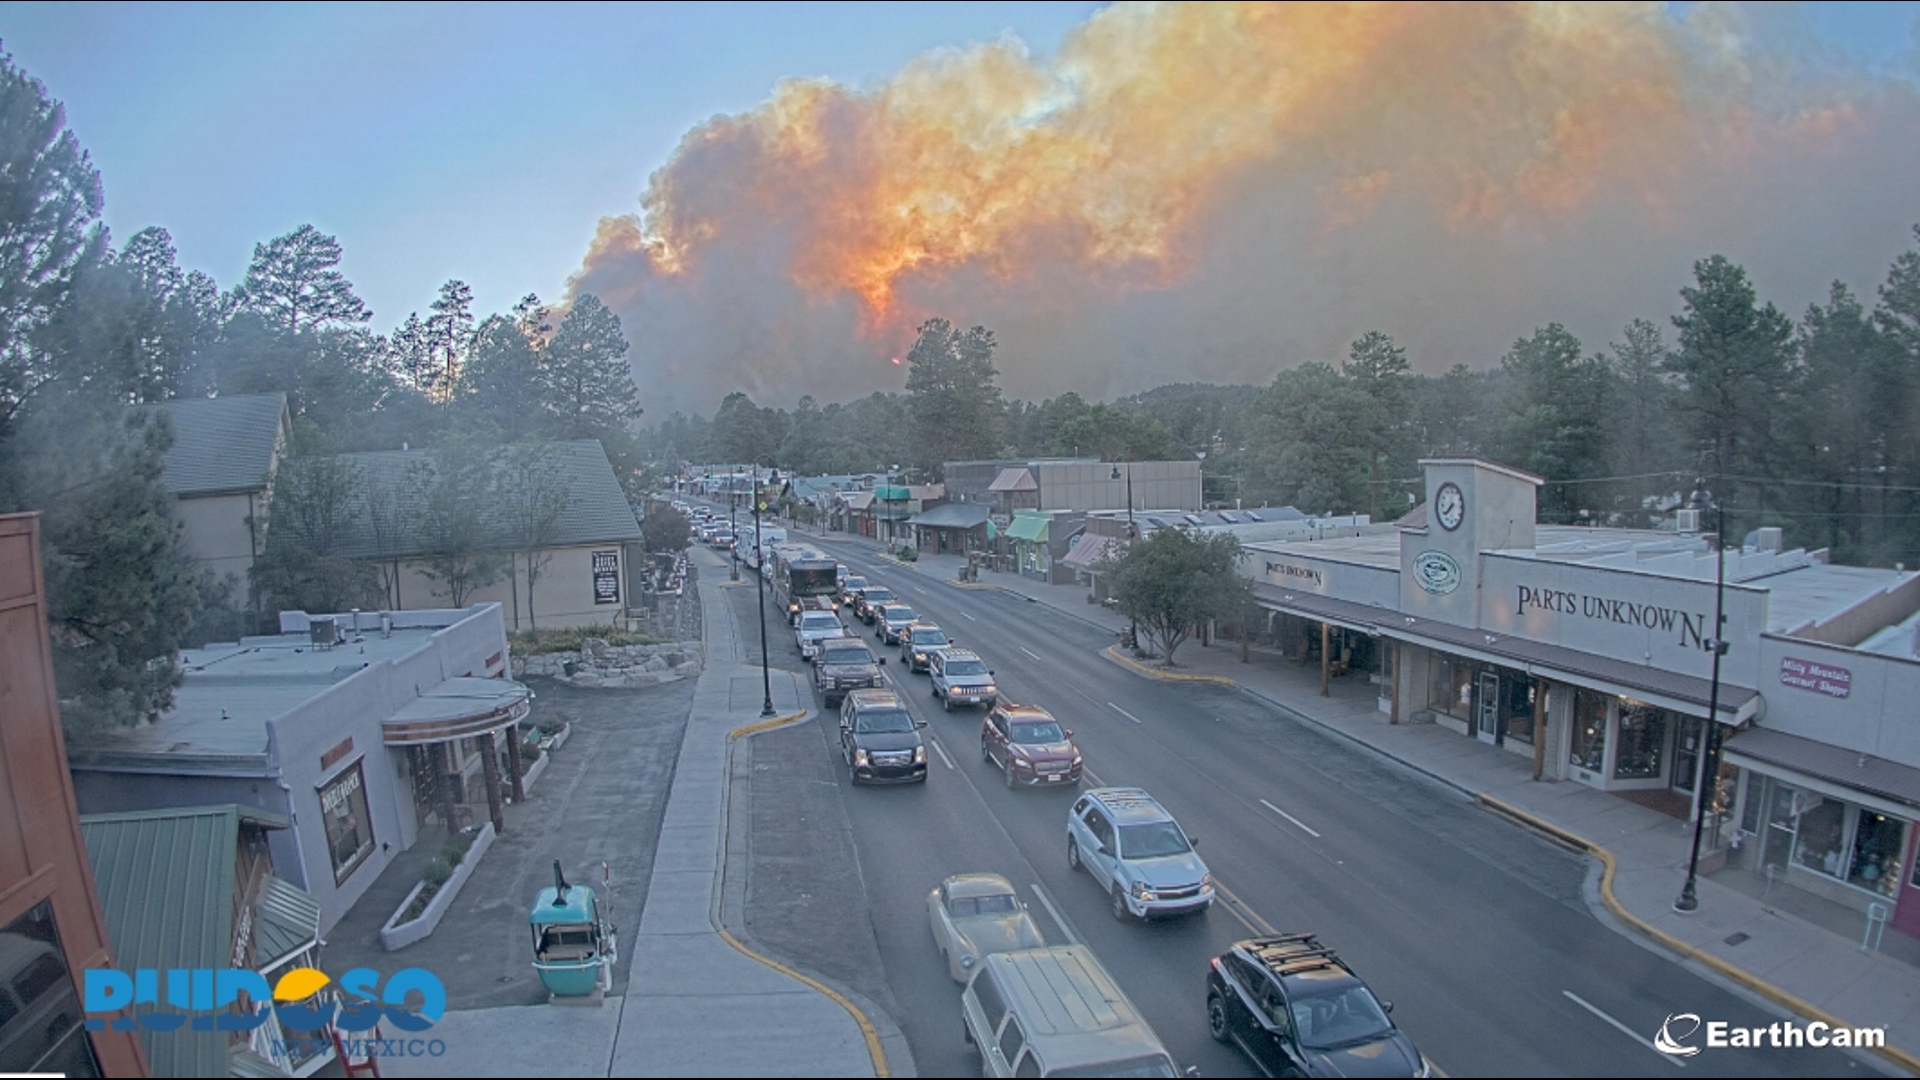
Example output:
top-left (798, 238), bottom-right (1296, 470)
top-left (905, 503), bottom-right (991, 529)
top-left (317, 440), bottom-right (640, 560)
top-left (148, 393), bottom-right (288, 496)
top-left (81, 804), bottom-right (293, 1080)
top-left (989, 467), bottom-right (1038, 493)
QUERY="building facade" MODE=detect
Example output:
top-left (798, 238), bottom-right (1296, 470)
top-left (150, 393), bottom-right (292, 587)
top-left (1240, 459), bottom-right (1920, 931)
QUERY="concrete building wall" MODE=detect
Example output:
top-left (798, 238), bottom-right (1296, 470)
top-left (1244, 550), bottom-right (1400, 609)
top-left (1037, 461), bottom-right (1202, 512)
top-left (1757, 634), bottom-right (1920, 765)
top-left (174, 490), bottom-right (261, 582)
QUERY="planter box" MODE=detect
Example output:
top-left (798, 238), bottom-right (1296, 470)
top-left (520, 748), bottom-right (551, 794)
top-left (544, 720), bottom-right (573, 753)
top-left (378, 822), bottom-right (497, 951)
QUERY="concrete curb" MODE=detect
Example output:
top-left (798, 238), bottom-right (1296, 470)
top-left (1101, 644), bottom-right (1237, 686)
top-left (723, 710), bottom-right (893, 1078)
top-left (1476, 794), bottom-right (1920, 1076)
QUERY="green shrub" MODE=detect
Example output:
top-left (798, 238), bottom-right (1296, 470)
top-left (423, 856), bottom-right (454, 888)
top-left (509, 625), bottom-right (669, 654)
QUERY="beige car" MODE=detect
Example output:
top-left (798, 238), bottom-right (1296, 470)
top-left (927, 873), bottom-right (1045, 983)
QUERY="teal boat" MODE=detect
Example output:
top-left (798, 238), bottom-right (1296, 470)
top-left (531, 861), bottom-right (616, 999)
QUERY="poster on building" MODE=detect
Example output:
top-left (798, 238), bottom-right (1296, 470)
top-left (593, 549), bottom-right (621, 605)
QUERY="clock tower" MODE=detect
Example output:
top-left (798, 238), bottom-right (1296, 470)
top-left (1399, 459), bottom-right (1541, 626)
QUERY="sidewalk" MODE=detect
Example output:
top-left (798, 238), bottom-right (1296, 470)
top-left (393, 544), bottom-right (883, 1079)
top-left (815, 526), bottom-right (1920, 1072)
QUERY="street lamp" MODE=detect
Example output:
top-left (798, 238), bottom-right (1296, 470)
top-left (753, 465), bottom-right (777, 717)
top-left (728, 463), bottom-right (741, 582)
top-left (1675, 473), bottom-right (1730, 913)
top-left (1111, 464), bottom-right (1138, 648)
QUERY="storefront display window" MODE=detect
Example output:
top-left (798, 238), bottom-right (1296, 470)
top-left (320, 761), bottom-right (375, 883)
top-left (1614, 701), bottom-right (1668, 780)
top-left (1428, 655), bottom-right (1473, 719)
top-left (1569, 689), bottom-right (1609, 771)
top-left (1792, 798), bottom-right (1848, 877)
top-left (1502, 675), bottom-right (1536, 746)
top-left (1848, 811), bottom-right (1904, 897)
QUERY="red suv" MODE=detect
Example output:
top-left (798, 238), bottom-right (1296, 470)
top-left (981, 704), bottom-right (1082, 789)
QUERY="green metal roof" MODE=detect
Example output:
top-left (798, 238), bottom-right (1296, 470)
top-left (80, 804), bottom-right (295, 1080)
top-left (148, 393), bottom-right (288, 496)
top-left (254, 875), bottom-right (321, 972)
top-left (1006, 514), bottom-right (1050, 542)
top-left (319, 439), bottom-right (642, 560)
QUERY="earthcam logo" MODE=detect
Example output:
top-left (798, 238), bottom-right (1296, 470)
top-left (84, 965), bottom-right (445, 1033)
top-left (1655, 1011), bottom-right (1885, 1054)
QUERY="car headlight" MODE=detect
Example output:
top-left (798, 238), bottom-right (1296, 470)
top-left (854, 748), bottom-right (870, 765)
top-left (913, 745), bottom-right (927, 764)
top-left (1071, 753), bottom-right (1082, 766)
top-left (1130, 880), bottom-right (1156, 901)
top-left (1201, 873), bottom-right (1214, 890)
top-left (960, 953), bottom-right (976, 970)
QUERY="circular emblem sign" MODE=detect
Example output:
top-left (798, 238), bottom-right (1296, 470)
top-left (1413, 550), bottom-right (1461, 595)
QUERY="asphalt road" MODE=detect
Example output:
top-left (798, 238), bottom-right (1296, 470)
top-left (704, 509), bottom-right (1874, 1078)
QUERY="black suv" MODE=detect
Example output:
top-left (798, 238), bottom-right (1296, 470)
top-left (839, 688), bottom-right (927, 784)
top-left (815, 639), bottom-right (887, 708)
top-left (1207, 935), bottom-right (1428, 1077)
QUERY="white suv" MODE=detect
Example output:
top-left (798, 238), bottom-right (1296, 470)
top-left (1067, 788), bottom-right (1213, 922)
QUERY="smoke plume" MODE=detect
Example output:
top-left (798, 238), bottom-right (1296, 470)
top-left (570, 2), bottom-right (1920, 417)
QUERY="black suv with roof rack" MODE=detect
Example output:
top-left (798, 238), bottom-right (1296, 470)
top-left (1206, 934), bottom-right (1429, 1077)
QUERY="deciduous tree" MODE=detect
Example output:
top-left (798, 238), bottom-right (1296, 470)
top-left (1106, 527), bottom-right (1243, 666)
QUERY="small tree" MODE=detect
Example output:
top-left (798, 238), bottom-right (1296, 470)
top-left (642, 503), bottom-right (691, 553)
top-left (251, 455), bottom-right (383, 615)
top-left (1107, 528), bottom-right (1244, 666)
top-left (412, 445), bottom-right (505, 607)
top-left (496, 444), bottom-right (574, 632)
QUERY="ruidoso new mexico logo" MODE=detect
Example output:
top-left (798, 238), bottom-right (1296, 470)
top-left (84, 965), bottom-right (445, 1033)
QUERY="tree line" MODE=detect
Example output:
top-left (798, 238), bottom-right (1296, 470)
top-left (0, 52), bottom-right (643, 733)
top-left (648, 245), bottom-right (1920, 570)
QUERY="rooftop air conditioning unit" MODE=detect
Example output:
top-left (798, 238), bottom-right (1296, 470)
top-left (309, 616), bottom-right (343, 649)
top-left (1675, 508), bottom-right (1703, 534)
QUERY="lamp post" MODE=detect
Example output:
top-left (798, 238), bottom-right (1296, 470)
top-left (754, 465), bottom-right (776, 717)
top-left (1111, 464), bottom-right (1137, 647)
top-left (728, 463), bottom-right (740, 582)
top-left (1675, 474), bottom-right (1730, 913)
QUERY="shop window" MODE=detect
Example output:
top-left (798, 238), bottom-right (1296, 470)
top-left (1614, 702), bottom-right (1669, 780)
top-left (1428, 655), bottom-right (1473, 719)
top-left (1569, 689), bottom-right (1609, 771)
top-left (1501, 675), bottom-right (1536, 746)
top-left (1792, 798), bottom-right (1849, 877)
top-left (1848, 811), bottom-right (1905, 898)
top-left (320, 760), bottom-right (376, 884)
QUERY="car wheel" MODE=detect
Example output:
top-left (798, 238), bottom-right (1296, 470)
top-left (1006, 761), bottom-right (1019, 788)
top-left (931, 684), bottom-right (940, 699)
top-left (981, 739), bottom-right (992, 763)
top-left (963, 1021), bottom-right (973, 1046)
top-left (1111, 885), bottom-right (1131, 922)
top-left (1067, 837), bottom-right (1081, 871)
top-left (942, 694), bottom-right (953, 712)
top-left (1207, 993), bottom-right (1230, 1043)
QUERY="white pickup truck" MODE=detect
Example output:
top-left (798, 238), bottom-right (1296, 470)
top-left (796, 610), bottom-right (847, 660)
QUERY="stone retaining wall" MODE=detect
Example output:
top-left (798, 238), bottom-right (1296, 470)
top-left (512, 639), bottom-right (704, 689)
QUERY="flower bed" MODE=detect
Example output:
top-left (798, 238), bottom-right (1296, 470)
top-left (379, 822), bottom-right (496, 951)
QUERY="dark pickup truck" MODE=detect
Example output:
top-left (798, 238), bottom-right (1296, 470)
top-left (816, 639), bottom-right (887, 708)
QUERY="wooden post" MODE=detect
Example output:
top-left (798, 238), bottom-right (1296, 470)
top-left (1389, 641), bottom-right (1401, 723)
top-left (477, 734), bottom-right (506, 835)
top-left (506, 726), bottom-right (526, 803)
top-left (430, 742), bottom-right (459, 837)
top-left (1532, 680), bottom-right (1550, 781)
top-left (1320, 622), bottom-right (1331, 696)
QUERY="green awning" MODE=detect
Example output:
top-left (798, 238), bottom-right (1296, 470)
top-left (875, 486), bottom-right (913, 500)
top-left (1006, 515), bottom-right (1049, 542)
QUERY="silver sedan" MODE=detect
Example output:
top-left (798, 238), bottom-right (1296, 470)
top-left (926, 873), bottom-right (1045, 982)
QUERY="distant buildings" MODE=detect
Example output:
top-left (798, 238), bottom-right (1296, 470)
top-left (147, 392), bottom-right (292, 586)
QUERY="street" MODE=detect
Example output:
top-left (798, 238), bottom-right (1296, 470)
top-left (721, 529), bottom-right (1874, 1077)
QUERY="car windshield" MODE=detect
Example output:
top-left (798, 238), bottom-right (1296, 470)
top-left (864, 589), bottom-right (892, 603)
top-left (844, 577), bottom-right (868, 590)
top-left (801, 614), bottom-right (840, 630)
top-left (1011, 721), bottom-right (1064, 743)
top-left (1289, 985), bottom-right (1395, 1050)
top-left (823, 648), bottom-right (873, 665)
top-left (944, 659), bottom-right (986, 676)
top-left (911, 629), bottom-right (947, 647)
top-left (854, 709), bottom-right (914, 734)
top-left (1117, 821), bottom-right (1191, 859)
top-left (886, 607), bottom-right (915, 622)
top-left (949, 893), bottom-right (1017, 917)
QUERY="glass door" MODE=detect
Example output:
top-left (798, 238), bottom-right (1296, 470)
top-left (1476, 671), bottom-right (1500, 745)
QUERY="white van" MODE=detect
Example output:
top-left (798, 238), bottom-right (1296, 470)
top-left (962, 945), bottom-right (1180, 1077)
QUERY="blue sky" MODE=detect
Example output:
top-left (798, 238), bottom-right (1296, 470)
top-left (0, 2), bottom-right (1912, 335)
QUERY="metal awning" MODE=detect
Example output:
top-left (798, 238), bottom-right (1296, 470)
top-left (382, 676), bottom-right (532, 746)
top-left (906, 503), bottom-right (992, 530)
top-left (1062, 536), bottom-right (1120, 570)
top-left (1723, 727), bottom-right (1920, 815)
top-left (1007, 515), bottom-right (1050, 542)
top-left (254, 874), bottom-right (322, 972)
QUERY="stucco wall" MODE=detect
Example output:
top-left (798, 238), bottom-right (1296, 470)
top-left (386, 545), bottom-right (631, 631)
top-left (1758, 634), bottom-right (1920, 765)
top-left (174, 491), bottom-right (259, 581)
top-left (1038, 461), bottom-right (1203, 513)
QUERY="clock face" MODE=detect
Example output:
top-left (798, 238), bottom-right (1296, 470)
top-left (1435, 482), bottom-right (1465, 531)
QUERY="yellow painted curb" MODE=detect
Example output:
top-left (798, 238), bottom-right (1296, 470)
top-left (1475, 794), bottom-right (1920, 1075)
top-left (722, 707), bottom-right (889, 1076)
top-left (717, 927), bottom-right (891, 1077)
top-left (729, 710), bottom-right (808, 739)
top-left (946, 579), bottom-right (1009, 592)
top-left (1101, 644), bottom-right (1237, 686)
top-left (718, 581), bottom-right (753, 589)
